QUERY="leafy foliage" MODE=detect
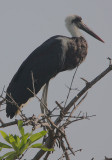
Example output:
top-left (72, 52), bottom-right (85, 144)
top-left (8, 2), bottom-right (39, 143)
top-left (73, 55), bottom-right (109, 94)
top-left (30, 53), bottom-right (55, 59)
top-left (0, 120), bottom-right (54, 160)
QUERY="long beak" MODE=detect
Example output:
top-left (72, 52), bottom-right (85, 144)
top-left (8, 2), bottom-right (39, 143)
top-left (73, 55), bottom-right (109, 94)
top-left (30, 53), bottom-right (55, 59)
top-left (80, 22), bottom-right (104, 43)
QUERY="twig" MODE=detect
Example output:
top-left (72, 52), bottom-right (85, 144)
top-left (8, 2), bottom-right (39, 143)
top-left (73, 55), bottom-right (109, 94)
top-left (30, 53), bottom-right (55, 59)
top-left (0, 109), bottom-right (5, 112)
top-left (43, 151), bottom-right (51, 160)
top-left (27, 88), bottom-right (49, 113)
top-left (5, 91), bottom-right (26, 119)
top-left (105, 156), bottom-right (112, 160)
top-left (50, 101), bottom-right (64, 114)
top-left (55, 64), bottom-right (112, 125)
top-left (65, 85), bottom-right (80, 91)
top-left (60, 139), bottom-right (70, 160)
top-left (0, 119), bottom-right (18, 128)
top-left (80, 77), bottom-right (89, 84)
top-left (55, 101), bottom-right (63, 110)
top-left (58, 148), bottom-right (82, 160)
top-left (45, 116), bottom-right (65, 136)
top-left (0, 118), bottom-right (4, 125)
top-left (107, 57), bottom-right (112, 65)
top-left (32, 63), bottom-right (112, 160)
top-left (33, 130), bottom-right (55, 160)
top-left (66, 92), bottom-right (88, 123)
top-left (68, 114), bottom-right (96, 124)
top-left (64, 134), bottom-right (75, 156)
top-left (64, 66), bottom-right (78, 108)
top-left (0, 99), bottom-right (6, 107)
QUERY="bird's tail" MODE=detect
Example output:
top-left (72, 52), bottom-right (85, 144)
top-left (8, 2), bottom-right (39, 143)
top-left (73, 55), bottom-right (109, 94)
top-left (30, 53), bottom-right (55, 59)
top-left (6, 100), bottom-right (18, 119)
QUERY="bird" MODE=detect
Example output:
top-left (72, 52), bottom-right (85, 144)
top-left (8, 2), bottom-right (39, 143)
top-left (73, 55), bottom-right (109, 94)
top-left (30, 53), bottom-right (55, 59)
top-left (6, 15), bottom-right (104, 118)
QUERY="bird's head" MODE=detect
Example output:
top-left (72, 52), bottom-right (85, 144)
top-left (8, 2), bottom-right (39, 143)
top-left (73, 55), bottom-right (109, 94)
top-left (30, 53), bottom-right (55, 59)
top-left (65, 15), bottom-right (104, 43)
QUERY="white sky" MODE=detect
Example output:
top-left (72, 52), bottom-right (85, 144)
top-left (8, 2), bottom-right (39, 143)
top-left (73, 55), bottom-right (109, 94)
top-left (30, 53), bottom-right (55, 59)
top-left (0, 0), bottom-right (112, 159)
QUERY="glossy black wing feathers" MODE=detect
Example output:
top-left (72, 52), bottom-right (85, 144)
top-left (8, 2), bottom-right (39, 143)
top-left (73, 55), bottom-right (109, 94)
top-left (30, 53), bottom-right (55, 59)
top-left (6, 36), bottom-right (63, 118)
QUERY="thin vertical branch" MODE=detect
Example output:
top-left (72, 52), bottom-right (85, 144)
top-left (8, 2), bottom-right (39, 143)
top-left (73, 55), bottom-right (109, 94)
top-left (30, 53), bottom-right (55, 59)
top-left (64, 66), bottom-right (78, 108)
top-left (60, 139), bottom-right (70, 160)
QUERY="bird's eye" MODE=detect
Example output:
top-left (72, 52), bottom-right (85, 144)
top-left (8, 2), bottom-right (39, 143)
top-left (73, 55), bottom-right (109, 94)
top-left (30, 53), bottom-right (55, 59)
top-left (72, 16), bottom-right (82, 24)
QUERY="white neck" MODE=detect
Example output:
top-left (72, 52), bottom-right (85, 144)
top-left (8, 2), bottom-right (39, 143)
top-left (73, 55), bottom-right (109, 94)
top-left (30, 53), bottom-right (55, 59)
top-left (66, 23), bottom-right (82, 37)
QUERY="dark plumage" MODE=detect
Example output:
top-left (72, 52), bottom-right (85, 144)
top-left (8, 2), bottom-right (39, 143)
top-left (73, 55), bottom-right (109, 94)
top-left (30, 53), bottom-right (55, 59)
top-left (6, 15), bottom-right (104, 118)
top-left (6, 36), bottom-right (87, 118)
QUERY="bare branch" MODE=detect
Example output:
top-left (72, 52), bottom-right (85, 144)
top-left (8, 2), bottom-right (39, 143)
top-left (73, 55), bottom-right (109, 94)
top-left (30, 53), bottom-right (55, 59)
top-left (105, 156), bottom-right (112, 160)
top-left (66, 92), bottom-right (88, 123)
top-left (43, 151), bottom-right (51, 160)
top-left (64, 134), bottom-right (75, 156)
top-left (27, 88), bottom-right (49, 113)
top-left (107, 57), bottom-right (112, 65)
top-left (64, 66), bottom-right (78, 108)
top-left (65, 84), bottom-right (80, 91)
top-left (1, 62), bottom-right (111, 160)
top-left (60, 139), bottom-right (70, 160)
top-left (55, 64), bottom-right (112, 125)
top-left (58, 148), bottom-right (82, 160)
top-left (0, 118), bottom-right (4, 125)
top-left (0, 119), bottom-right (18, 128)
top-left (80, 77), bottom-right (89, 84)
top-left (32, 64), bottom-right (112, 160)
top-left (55, 101), bottom-right (63, 110)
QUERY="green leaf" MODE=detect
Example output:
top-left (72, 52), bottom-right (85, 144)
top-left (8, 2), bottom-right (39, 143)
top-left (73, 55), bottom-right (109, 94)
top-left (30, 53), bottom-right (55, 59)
top-left (30, 143), bottom-right (54, 151)
top-left (18, 120), bottom-right (24, 136)
top-left (25, 132), bottom-right (33, 138)
top-left (19, 133), bottom-right (32, 154)
top-left (13, 135), bottom-right (20, 148)
top-left (0, 142), bottom-right (12, 148)
top-left (0, 151), bottom-right (16, 160)
top-left (0, 130), bottom-right (10, 143)
top-left (9, 135), bottom-right (15, 143)
top-left (19, 142), bottom-right (29, 154)
top-left (29, 130), bottom-right (47, 144)
top-left (19, 133), bottom-right (29, 149)
top-left (5, 152), bottom-right (17, 160)
top-left (19, 131), bottom-right (47, 154)
top-left (9, 135), bottom-right (18, 151)
top-left (0, 147), bottom-right (2, 151)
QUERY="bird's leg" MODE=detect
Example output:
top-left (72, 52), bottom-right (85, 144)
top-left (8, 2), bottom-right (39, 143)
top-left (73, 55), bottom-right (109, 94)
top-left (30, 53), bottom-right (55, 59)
top-left (40, 81), bottom-right (49, 115)
top-left (40, 81), bottom-right (49, 143)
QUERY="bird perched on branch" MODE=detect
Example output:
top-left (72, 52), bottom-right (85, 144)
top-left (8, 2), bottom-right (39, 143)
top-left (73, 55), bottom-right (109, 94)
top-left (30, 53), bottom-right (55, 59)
top-left (6, 15), bottom-right (104, 118)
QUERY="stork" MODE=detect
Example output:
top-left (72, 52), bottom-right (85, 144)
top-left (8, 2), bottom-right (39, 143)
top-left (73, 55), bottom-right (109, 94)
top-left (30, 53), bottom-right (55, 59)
top-left (6, 15), bottom-right (104, 118)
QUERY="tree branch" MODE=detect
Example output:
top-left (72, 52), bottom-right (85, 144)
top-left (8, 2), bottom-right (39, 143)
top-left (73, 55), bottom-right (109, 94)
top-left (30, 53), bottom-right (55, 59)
top-left (55, 64), bottom-right (112, 125)
top-left (32, 64), bottom-right (112, 160)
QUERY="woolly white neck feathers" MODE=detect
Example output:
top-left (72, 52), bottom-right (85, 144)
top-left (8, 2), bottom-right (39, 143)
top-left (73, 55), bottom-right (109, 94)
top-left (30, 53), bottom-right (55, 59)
top-left (65, 15), bottom-right (82, 37)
